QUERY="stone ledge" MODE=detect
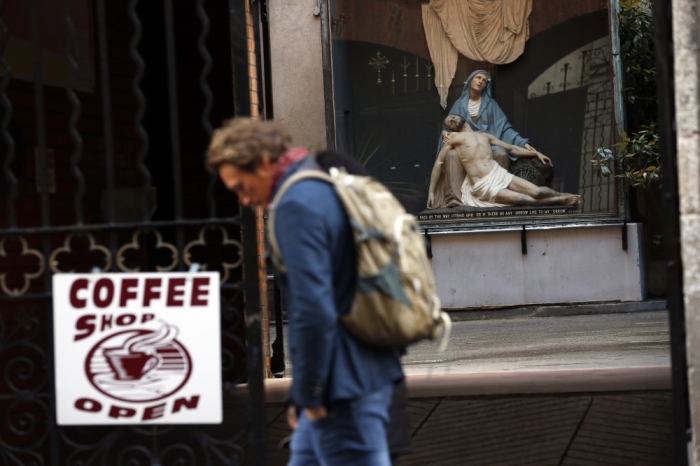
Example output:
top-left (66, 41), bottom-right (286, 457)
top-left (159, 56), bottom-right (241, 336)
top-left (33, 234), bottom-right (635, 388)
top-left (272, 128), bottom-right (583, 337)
top-left (256, 366), bottom-right (671, 403)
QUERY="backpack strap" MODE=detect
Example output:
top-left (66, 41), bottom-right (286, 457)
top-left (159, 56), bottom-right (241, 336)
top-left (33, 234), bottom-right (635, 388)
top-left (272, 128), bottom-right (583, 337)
top-left (267, 170), bottom-right (334, 273)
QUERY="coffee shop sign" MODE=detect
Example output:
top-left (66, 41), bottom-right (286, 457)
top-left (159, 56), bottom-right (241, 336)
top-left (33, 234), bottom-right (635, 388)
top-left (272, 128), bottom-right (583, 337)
top-left (53, 272), bottom-right (222, 425)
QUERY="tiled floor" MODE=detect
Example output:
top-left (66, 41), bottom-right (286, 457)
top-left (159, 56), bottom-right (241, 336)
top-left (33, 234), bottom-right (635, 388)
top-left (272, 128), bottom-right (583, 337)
top-left (262, 391), bottom-right (674, 466)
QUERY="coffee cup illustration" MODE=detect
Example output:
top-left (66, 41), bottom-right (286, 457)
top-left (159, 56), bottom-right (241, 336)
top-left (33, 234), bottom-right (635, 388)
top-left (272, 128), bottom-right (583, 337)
top-left (87, 321), bottom-right (191, 403)
top-left (104, 349), bottom-right (159, 381)
top-left (101, 321), bottom-right (178, 382)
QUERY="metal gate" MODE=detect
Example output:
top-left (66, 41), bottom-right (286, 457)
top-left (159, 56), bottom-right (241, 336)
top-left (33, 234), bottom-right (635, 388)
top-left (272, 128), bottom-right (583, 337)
top-left (0, 0), bottom-right (267, 464)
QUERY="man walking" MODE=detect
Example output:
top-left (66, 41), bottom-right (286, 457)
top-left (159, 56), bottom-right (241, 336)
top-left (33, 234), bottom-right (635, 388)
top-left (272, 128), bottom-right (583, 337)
top-left (207, 118), bottom-right (404, 465)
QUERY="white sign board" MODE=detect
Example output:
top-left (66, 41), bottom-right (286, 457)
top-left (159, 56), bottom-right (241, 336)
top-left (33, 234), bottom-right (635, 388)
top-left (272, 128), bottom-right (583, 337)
top-left (52, 272), bottom-right (222, 425)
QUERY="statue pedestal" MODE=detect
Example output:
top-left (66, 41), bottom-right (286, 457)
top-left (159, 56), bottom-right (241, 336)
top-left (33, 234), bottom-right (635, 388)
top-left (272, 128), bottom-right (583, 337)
top-left (429, 223), bottom-right (645, 308)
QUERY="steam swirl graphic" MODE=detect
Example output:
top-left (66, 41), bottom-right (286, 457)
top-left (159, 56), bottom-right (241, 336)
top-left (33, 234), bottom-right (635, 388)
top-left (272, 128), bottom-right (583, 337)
top-left (123, 321), bottom-right (178, 354)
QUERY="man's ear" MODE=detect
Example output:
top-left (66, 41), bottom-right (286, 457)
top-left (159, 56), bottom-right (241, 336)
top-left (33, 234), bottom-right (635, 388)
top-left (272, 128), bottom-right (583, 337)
top-left (260, 153), bottom-right (272, 170)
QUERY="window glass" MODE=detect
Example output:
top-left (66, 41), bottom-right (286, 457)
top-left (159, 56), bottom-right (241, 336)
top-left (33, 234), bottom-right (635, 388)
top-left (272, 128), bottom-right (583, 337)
top-left (329, 1), bottom-right (618, 225)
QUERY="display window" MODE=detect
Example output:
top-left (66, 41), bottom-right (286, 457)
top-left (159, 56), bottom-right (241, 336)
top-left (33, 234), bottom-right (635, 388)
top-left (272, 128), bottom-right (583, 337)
top-left (328, 0), bottom-right (623, 226)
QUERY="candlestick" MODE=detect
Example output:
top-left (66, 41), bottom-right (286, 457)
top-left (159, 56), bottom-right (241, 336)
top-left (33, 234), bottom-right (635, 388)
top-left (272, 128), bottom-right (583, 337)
top-left (369, 52), bottom-right (389, 85)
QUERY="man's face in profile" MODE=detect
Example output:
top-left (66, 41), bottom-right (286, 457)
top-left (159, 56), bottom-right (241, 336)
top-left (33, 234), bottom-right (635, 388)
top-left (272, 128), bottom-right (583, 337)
top-left (218, 157), bottom-right (274, 208)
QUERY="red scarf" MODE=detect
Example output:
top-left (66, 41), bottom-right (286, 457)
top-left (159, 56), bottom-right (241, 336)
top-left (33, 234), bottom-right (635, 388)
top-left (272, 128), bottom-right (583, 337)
top-left (270, 147), bottom-right (308, 197)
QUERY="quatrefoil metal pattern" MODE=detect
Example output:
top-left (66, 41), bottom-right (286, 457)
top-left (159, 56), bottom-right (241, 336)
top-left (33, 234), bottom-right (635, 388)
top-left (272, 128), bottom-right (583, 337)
top-left (116, 229), bottom-right (179, 272)
top-left (49, 232), bottom-right (112, 274)
top-left (0, 236), bottom-right (45, 296)
top-left (184, 225), bottom-right (243, 283)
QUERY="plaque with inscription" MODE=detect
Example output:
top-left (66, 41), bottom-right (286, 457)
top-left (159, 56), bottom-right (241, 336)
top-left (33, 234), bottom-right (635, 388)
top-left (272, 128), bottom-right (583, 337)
top-left (417, 205), bottom-right (579, 224)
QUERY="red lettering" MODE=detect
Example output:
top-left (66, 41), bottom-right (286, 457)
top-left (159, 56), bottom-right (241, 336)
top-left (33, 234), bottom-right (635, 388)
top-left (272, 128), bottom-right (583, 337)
top-left (142, 403), bottom-right (166, 421)
top-left (93, 278), bottom-right (114, 308)
top-left (108, 405), bottom-right (137, 419)
top-left (75, 398), bottom-right (102, 412)
top-left (167, 278), bottom-right (186, 307)
top-left (191, 277), bottom-right (209, 306)
top-left (143, 278), bottom-right (161, 306)
top-left (100, 314), bottom-right (113, 331)
top-left (142, 314), bottom-right (155, 323)
top-left (172, 395), bottom-right (200, 413)
top-left (116, 314), bottom-right (136, 326)
top-left (74, 315), bottom-right (96, 341)
top-left (70, 278), bottom-right (89, 308)
top-left (119, 278), bottom-right (138, 307)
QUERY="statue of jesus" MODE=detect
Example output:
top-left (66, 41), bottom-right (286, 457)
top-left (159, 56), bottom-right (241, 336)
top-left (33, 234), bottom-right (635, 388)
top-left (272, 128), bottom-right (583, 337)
top-left (427, 115), bottom-right (580, 209)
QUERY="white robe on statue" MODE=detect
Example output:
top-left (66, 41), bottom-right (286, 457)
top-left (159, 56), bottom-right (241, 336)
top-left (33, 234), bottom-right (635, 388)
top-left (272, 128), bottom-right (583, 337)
top-left (461, 163), bottom-right (514, 207)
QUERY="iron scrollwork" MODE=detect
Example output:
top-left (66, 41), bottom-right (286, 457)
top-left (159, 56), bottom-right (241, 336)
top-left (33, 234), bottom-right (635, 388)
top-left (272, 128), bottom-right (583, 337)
top-left (0, 0), bottom-right (263, 462)
top-left (0, 301), bottom-right (51, 465)
top-left (57, 424), bottom-right (247, 465)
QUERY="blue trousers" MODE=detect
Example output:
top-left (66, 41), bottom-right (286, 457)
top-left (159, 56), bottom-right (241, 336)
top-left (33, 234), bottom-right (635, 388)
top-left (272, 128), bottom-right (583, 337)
top-left (288, 384), bottom-right (393, 466)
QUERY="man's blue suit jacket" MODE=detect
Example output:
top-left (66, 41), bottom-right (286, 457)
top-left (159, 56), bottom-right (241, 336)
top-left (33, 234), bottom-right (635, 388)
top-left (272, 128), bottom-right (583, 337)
top-left (272, 156), bottom-right (404, 409)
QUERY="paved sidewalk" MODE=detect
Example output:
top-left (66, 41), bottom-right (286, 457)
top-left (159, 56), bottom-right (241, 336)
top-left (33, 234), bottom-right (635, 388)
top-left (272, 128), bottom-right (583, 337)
top-left (396, 392), bottom-right (673, 465)
top-left (263, 391), bottom-right (674, 465)
top-left (402, 310), bottom-right (670, 375)
top-left (270, 310), bottom-right (670, 377)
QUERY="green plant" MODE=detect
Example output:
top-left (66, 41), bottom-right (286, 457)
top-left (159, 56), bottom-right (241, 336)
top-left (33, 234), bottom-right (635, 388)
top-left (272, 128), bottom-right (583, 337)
top-left (591, 0), bottom-right (660, 191)
top-left (591, 124), bottom-right (661, 190)
top-left (619, 0), bottom-right (657, 123)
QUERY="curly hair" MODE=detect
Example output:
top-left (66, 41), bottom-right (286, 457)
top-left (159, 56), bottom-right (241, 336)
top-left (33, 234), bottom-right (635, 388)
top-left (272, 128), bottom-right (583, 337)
top-left (444, 114), bottom-right (466, 132)
top-left (206, 118), bottom-right (292, 172)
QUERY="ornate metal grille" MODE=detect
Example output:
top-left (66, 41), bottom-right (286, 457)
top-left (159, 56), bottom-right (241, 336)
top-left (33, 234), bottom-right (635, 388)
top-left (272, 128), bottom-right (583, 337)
top-left (526, 40), bottom-right (616, 215)
top-left (577, 45), bottom-right (615, 214)
top-left (0, 0), bottom-right (267, 464)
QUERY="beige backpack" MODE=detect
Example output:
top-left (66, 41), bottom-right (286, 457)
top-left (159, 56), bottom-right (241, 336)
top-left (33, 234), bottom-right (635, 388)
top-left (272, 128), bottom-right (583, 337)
top-left (267, 168), bottom-right (451, 350)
